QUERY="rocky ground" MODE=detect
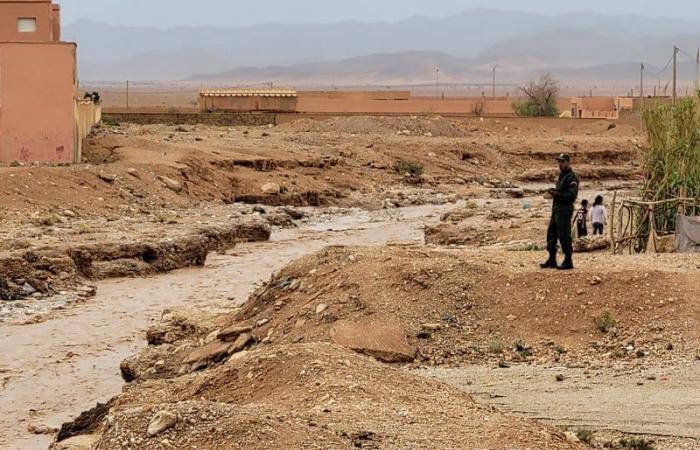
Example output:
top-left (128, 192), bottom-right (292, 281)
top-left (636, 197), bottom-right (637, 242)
top-left (3, 116), bottom-right (696, 450)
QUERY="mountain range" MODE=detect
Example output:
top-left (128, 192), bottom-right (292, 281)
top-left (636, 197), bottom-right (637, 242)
top-left (64, 9), bottom-right (700, 85)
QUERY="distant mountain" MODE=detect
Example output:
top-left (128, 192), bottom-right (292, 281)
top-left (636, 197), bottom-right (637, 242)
top-left (185, 50), bottom-right (699, 89)
top-left (186, 51), bottom-right (484, 86)
top-left (65, 9), bottom-right (700, 83)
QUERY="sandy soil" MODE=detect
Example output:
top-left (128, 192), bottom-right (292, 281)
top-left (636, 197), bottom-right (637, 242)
top-left (3, 116), bottom-right (696, 450)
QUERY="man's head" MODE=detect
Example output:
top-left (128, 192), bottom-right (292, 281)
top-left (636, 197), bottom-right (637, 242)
top-left (582, 199), bottom-right (589, 208)
top-left (556, 153), bottom-right (571, 171)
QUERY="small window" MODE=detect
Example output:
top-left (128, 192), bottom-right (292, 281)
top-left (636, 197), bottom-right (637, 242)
top-left (18, 18), bottom-right (37, 33)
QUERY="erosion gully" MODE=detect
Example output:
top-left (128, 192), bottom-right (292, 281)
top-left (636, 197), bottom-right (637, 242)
top-left (0, 204), bottom-right (450, 450)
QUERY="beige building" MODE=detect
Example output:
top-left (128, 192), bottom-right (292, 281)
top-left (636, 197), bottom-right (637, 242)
top-left (199, 90), bottom-right (299, 112)
top-left (0, 0), bottom-right (99, 164)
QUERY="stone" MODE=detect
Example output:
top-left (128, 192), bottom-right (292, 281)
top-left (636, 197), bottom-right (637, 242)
top-left (62, 209), bottom-right (77, 218)
top-left (218, 324), bottom-right (254, 342)
top-left (98, 173), bottom-right (116, 183)
top-left (147, 410), bottom-right (177, 437)
top-left (331, 321), bottom-right (416, 363)
top-left (183, 340), bottom-right (232, 365)
top-left (229, 333), bottom-right (253, 353)
top-left (157, 176), bottom-right (183, 193)
top-left (590, 276), bottom-right (603, 286)
top-left (21, 283), bottom-right (37, 296)
top-left (126, 168), bottom-right (140, 178)
top-left (204, 330), bottom-right (219, 344)
top-left (51, 434), bottom-right (100, 450)
top-left (420, 323), bottom-right (443, 331)
top-left (315, 304), bottom-right (328, 315)
top-left (261, 182), bottom-right (281, 195)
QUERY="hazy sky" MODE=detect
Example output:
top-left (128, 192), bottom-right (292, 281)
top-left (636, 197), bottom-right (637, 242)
top-left (60, 0), bottom-right (700, 28)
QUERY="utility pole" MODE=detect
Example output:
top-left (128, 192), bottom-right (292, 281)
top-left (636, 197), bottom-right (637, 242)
top-left (673, 46), bottom-right (679, 104)
top-left (435, 67), bottom-right (440, 99)
top-left (640, 63), bottom-right (645, 109)
top-left (126, 80), bottom-right (130, 112)
top-left (491, 64), bottom-right (498, 99)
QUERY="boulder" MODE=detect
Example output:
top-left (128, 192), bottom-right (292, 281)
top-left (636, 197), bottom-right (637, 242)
top-left (157, 176), bottom-right (183, 193)
top-left (331, 321), bottom-right (416, 363)
top-left (218, 324), bottom-right (254, 342)
top-left (261, 182), bottom-right (281, 195)
top-left (182, 340), bottom-right (231, 366)
top-left (50, 435), bottom-right (100, 450)
top-left (147, 410), bottom-right (177, 437)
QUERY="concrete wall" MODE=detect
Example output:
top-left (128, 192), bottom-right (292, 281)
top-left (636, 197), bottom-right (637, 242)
top-left (296, 96), bottom-right (517, 116)
top-left (200, 95), bottom-right (298, 112)
top-left (0, 42), bottom-right (77, 163)
top-left (75, 100), bottom-right (101, 162)
top-left (0, 0), bottom-right (57, 42)
top-left (300, 91), bottom-right (411, 101)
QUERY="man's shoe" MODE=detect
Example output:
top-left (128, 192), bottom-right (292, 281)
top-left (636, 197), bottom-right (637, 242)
top-left (540, 259), bottom-right (558, 269)
top-left (557, 259), bottom-right (574, 271)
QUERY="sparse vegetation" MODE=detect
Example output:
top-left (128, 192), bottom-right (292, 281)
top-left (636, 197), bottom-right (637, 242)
top-left (513, 339), bottom-right (531, 356)
top-left (594, 311), bottom-right (618, 334)
top-left (576, 429), bottom-right (594, 444)
top-left (514, 73), bottom-right (560, 117)
top-left (615, 438), bottom-right (656, 450)
top-left (642, 97), bottom-right (700, 202)
top-left (394, 159), bottom-right (425, 178)
top-left (31, 213), bottom-right (61, 227)
top-left (488, 340), bottom-right (506, 354)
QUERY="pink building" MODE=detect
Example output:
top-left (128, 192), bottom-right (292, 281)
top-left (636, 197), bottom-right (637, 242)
top-left (0, 0), bottom-right (96, 164)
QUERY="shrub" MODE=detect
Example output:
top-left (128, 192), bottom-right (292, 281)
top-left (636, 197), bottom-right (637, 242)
top-left (617, 438), bottom-right (656, 450)
top-left (594, 311), bottom-right (617, 334)
top-left (576, 429), bottom-right (594, 444)
top-left (394, 160), bottom-right (425, 178)
top-left (488, 340), bottom-right (506, 354)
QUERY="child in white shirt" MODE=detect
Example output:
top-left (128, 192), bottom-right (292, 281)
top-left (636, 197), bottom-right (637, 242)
top-left (591, 195), bottom-right (608, 235)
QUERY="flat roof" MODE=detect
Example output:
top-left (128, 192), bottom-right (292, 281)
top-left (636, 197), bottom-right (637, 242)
top-left (200, 89), bottom-right (298, 98)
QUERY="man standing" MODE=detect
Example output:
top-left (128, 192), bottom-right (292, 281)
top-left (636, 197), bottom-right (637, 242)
top-left (541, 154), bottom-right (579, 270)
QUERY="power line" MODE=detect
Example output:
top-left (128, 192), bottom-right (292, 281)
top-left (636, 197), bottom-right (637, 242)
top-left (644, 54), bottom-right (674, 76)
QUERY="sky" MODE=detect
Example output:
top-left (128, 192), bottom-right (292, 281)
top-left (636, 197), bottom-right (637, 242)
top-left (60, 0), bottom-right (700, 28)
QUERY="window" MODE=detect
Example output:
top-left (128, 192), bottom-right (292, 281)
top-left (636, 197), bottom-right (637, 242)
top-left (17, 18), bottom-right (37, 33)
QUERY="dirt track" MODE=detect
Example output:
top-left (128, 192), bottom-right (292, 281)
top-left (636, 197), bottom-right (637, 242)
top-left (424, 364), bottom-right (700, 448)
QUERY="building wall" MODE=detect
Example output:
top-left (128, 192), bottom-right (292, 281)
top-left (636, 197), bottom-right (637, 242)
top-left (0, 0), bottom-right (56, 42)
top-left (75, 100), bottom-right (102, 162)
top-left (0, 42), bottom-right (77, 163)
top-left (296, 96), bottom-right (517, 116)
top-left (299, 91), bottom-right (411, 101)
top-left (200, 96), bottom-right (298, 112)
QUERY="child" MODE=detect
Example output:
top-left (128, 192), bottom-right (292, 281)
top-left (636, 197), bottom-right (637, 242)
top-left (574, 199), bottom-right (589, 238)
top-left (591, 195), bottom-right (608, 235)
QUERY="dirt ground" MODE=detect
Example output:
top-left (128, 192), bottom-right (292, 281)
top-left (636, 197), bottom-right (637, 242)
top-left (1, 116), bottom-right (697, 450)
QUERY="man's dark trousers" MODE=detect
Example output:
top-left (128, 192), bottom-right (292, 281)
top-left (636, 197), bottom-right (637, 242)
top-left (546, 205), bottom-right (574, 258)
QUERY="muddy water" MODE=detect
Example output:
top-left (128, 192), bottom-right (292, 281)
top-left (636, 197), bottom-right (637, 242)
top-left (0, 204), bottom-right (453, 450)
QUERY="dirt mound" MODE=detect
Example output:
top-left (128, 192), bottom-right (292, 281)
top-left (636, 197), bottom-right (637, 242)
top-left (425, 202), bottom-right (546, 247)
top-left (119, 246), bottom-right (699, 384)
top-left (280, 115), bottom-right (470, 137)
top-left (57, 343), bottom-right (585, 450)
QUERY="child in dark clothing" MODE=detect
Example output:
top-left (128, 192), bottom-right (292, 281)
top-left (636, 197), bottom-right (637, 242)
top-left (574, 199), bottom-right (589, 238)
